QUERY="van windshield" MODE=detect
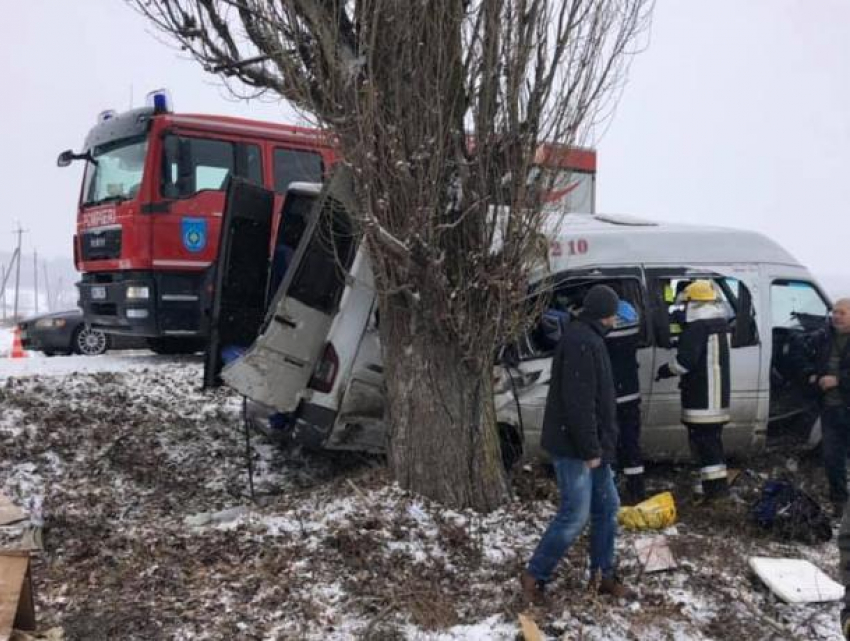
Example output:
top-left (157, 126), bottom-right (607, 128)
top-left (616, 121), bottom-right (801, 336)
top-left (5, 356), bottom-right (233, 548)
top-left (83, 135), bottom-right (148, 206)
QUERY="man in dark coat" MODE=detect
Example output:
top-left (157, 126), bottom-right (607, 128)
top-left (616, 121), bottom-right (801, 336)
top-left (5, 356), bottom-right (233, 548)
top-left (808, 298), bottom-right (850, 517)
top-left (521, 285), bottom-right (630, 605)
top-left (656, 280), bottom-right (731, 500)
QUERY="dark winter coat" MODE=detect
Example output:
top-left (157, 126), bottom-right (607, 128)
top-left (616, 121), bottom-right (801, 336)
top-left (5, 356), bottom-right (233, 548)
top-left (666, 309), bottom-right (731, 425)
top-left (540, 315), bottom-right (618, 463)
top-left (811, 326), bottom-right (850, 407)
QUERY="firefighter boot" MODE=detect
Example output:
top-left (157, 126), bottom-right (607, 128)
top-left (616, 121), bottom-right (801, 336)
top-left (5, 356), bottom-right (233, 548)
top-left (624, 474), bottom-right (646, 505)
top-left (702, 477), bottom-right (730, 501)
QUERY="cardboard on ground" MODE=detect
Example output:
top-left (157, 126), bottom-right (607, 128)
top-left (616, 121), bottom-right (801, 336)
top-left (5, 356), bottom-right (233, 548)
top-left (635, 535), bottom-right (677, 573)
top-left (749, 556), bottom-right (844, 604)
top-left (0, 550), bottom-right (36, 640)
top-left (0, 495), bottom-right (27, 527)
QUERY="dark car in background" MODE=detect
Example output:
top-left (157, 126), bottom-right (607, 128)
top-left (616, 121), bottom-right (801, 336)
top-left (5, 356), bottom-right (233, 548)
top-left (18, 310), bottom-right (147, 356)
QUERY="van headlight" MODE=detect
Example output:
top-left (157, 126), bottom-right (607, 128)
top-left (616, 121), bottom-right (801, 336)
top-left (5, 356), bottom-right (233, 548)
top-left (493, 369), bottom-right (513, 395)
top-left (126, 286), bottom-right (150, 300)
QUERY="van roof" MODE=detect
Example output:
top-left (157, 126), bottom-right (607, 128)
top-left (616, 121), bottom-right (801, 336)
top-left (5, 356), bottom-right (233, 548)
top-left (546, 212), bottom-right (802, 272)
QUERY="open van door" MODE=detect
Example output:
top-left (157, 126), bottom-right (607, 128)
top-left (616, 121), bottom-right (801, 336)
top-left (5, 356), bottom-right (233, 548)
top-left (203, 178), bottom-right (275, 388)
top-left (221, 167), bottom-right (359, 412)
top-left (644, 267), bottom-right (762, 457)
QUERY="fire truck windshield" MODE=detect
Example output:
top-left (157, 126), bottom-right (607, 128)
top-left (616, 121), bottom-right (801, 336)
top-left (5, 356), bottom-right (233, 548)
top-left (82, 135), bottom-right (148, 206)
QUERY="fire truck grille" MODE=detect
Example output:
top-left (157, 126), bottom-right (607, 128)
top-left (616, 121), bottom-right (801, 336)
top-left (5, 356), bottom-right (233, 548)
top-left (81, 228), bottom-right (122, 261)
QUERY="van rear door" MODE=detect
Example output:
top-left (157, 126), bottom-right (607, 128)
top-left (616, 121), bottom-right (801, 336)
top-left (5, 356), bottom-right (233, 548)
top-left (203, 178), bottom-right (275, 388)
top-left (222, 168), bottom-right (358, 412)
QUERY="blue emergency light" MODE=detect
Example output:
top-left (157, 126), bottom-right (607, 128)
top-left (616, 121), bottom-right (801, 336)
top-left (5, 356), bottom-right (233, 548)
top-left (146, 88), bottom-right (173, 114)
top-left (97, 110), bottom-right (117, 123)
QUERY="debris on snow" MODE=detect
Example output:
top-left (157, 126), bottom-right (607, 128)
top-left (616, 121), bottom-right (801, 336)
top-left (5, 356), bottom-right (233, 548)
top-left (749, 556), bottom-right (844, 604)
top-left (634, 535), bottom-right (677, 574)
top-left (0, 492), bottom-right (27, 526)
top-left (184, 505), bottom-right (250, 529)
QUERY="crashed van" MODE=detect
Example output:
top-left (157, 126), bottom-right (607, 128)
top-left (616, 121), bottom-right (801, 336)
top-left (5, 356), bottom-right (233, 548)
top-left (207, 170), bottom-right (830, 463)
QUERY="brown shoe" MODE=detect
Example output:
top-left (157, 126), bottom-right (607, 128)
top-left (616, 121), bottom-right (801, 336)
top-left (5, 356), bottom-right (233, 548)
top-left (591, 574), bottom-right (635, 600)
top-left (520, 570), bottom-right (546, 606)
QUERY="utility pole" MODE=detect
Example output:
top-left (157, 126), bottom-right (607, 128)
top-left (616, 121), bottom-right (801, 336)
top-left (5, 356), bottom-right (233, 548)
top-left (12, 224), bottom-right (26, 320)
top-left (42, 262), bottom-right (52, 313)
top-left (33, 249), bottom-right (39, 314)
top-left (0, 248), bottom-right (20, 322)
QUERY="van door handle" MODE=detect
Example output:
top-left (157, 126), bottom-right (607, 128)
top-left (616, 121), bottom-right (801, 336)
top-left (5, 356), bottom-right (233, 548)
top-left (274, 314), bottom-right (297, 328)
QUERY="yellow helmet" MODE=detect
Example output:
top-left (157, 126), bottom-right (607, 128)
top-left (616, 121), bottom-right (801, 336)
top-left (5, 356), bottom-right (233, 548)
top-left (683, 280), bottom-right (717, 302)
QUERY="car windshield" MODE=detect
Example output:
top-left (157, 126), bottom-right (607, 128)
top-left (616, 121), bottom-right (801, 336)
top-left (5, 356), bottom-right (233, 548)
top-left (83, 135), bottom-right (148, 206)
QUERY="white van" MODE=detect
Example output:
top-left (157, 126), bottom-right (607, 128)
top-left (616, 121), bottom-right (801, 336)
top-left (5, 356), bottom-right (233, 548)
top-left (208, 173), bottom-right (830, 464)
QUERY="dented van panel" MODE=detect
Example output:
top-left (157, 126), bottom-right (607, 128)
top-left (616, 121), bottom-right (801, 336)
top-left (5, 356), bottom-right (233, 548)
top-left (222, 298), bottom-right (336, 410)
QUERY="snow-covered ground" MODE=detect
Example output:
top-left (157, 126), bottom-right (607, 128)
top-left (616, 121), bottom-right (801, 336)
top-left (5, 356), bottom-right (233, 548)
top-left (0, 354), bottom-right (845, 640)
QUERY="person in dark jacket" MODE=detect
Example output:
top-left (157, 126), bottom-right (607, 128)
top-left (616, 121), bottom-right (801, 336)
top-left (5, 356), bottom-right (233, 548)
top-left (656, 280), bottom-right (731, 500)
top-left (607, 299), bottom-right (645, 505)
top-left (808, 298), bottom-right (850, 517)
top-left (521, 285), bottom-right (631, 605)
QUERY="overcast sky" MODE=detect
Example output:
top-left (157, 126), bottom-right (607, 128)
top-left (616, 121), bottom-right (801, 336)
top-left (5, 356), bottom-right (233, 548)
top-left (1, 1), bottom-right (848, 287)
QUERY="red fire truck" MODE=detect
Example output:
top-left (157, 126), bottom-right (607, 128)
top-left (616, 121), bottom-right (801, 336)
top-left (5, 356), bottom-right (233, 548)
top-left (59, 90), bottom-right (596, 354)
top-left (59, 91), bottom-right (339, 353)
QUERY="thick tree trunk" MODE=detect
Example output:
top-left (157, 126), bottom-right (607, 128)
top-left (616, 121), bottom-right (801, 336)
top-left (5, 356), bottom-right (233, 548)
top-left (381, 302), bottom-right (509, 511)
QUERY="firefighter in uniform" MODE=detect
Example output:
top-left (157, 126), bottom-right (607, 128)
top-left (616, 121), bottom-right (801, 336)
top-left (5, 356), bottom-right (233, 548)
top-left (656, 280), bottom-right (731, 500)
top-left (606, 299), bottom-right (645, 505)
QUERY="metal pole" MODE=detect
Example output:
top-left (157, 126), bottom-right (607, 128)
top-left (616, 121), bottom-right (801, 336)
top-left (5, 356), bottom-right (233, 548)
top-left (42, 262), bottom-right (52, 313)
top-left (33, 250), bottom-right (38, 314)
top-left (1, 264), bottom-right (5, 320)
top-left (12, 225), bottom-right (25, 320)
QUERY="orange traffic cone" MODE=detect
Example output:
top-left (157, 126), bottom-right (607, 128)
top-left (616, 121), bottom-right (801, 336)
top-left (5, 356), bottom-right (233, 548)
top-left (10, 326), bottom-right (27, 358)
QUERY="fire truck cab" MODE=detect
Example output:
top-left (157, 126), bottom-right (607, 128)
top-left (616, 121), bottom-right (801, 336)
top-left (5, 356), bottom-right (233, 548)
top-left (59, 91), bottom-right (338, 353)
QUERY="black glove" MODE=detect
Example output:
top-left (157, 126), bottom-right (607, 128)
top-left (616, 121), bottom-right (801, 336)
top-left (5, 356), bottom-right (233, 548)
top-left (655, 364), bottom-right (675, 382)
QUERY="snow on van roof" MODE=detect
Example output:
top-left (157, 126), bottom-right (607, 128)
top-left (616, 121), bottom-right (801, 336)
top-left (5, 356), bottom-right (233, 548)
top-left (545, 212), bottom-right (801, 272)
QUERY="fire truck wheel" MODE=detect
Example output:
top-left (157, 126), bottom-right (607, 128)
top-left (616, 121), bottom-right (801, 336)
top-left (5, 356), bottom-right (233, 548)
top-left (147, 337), bottom-right (205, 355)
top-left (72, 325), bottom-right (110, 356)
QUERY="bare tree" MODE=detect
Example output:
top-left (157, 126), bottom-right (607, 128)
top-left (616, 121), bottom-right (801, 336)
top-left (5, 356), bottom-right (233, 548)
top-left (132, 0), bottom-right (652, 511)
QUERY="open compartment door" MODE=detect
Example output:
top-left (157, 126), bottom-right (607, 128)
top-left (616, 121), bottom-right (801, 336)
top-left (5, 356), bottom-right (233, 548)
top-left (222, 166), bottom-right (359, 411)
top-left (203, 178), bottom-right (275, 388)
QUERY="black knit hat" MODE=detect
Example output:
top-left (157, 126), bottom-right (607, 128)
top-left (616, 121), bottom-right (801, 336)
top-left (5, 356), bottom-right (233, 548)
top-left (582, 285), bottom-right (620, 320)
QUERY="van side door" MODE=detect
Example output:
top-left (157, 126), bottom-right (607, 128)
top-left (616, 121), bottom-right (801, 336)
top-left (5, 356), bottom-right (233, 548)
top-left (644, 267), bottom-right (762, 458)
top-left (203, 178), bottom-right (275, 388)
top-left (495, 268), bottom-right (652, 457)
top-left (221, 168), bottom-right (359, 412)
top-left (765, 276), bottom-right (830, 445)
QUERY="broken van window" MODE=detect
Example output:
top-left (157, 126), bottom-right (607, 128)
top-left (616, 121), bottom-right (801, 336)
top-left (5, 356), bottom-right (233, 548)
top-left (288, 198), bottom-right (356, 314)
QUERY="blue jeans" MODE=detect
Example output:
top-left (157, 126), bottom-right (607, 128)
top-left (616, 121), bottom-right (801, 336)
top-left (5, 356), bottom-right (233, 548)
top-left (527, 458), bottom-right (620, 583)
top-left (822, 405), bottom-right (850, 503)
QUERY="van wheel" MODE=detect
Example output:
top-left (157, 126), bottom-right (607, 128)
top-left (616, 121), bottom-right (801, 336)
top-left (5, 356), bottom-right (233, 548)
top-left (498, 422), bottom-right (523, 472)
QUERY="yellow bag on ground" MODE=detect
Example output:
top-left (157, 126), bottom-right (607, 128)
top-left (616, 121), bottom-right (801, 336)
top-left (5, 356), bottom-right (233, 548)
top-left (618, 491), bottom-right (677, 530)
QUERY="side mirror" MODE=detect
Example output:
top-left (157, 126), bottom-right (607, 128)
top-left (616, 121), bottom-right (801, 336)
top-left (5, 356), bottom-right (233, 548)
top-left (57, 149), bottom-right (96, 168)
top-left (57, 150), bottom-right (74, 167)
